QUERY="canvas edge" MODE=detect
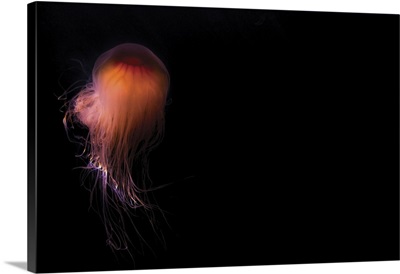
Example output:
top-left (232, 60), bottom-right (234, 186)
top-left (27, 1), bottom-right (38, 273)
top-left (398, 13), bottom-right (400, 263)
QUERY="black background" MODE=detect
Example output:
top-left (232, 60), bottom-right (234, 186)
top-left (33, 2), bottom-right (399, 273)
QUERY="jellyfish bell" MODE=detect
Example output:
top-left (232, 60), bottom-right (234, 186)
top-left (78, 43), bottom-right (169, 137)
top-left (94, 43), bottom-right (169, 102)
top-left (65, 43), bottom-right (170, 251)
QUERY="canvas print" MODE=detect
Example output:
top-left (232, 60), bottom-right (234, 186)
top-left (28, 1), bottom-right (399, 273)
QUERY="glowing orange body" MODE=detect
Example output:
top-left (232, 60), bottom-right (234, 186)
top-left (65, 43), bottom-right (170, 250)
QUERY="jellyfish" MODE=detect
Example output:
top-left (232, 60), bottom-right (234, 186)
top-left (63, 43), bottom-right (169, 252)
